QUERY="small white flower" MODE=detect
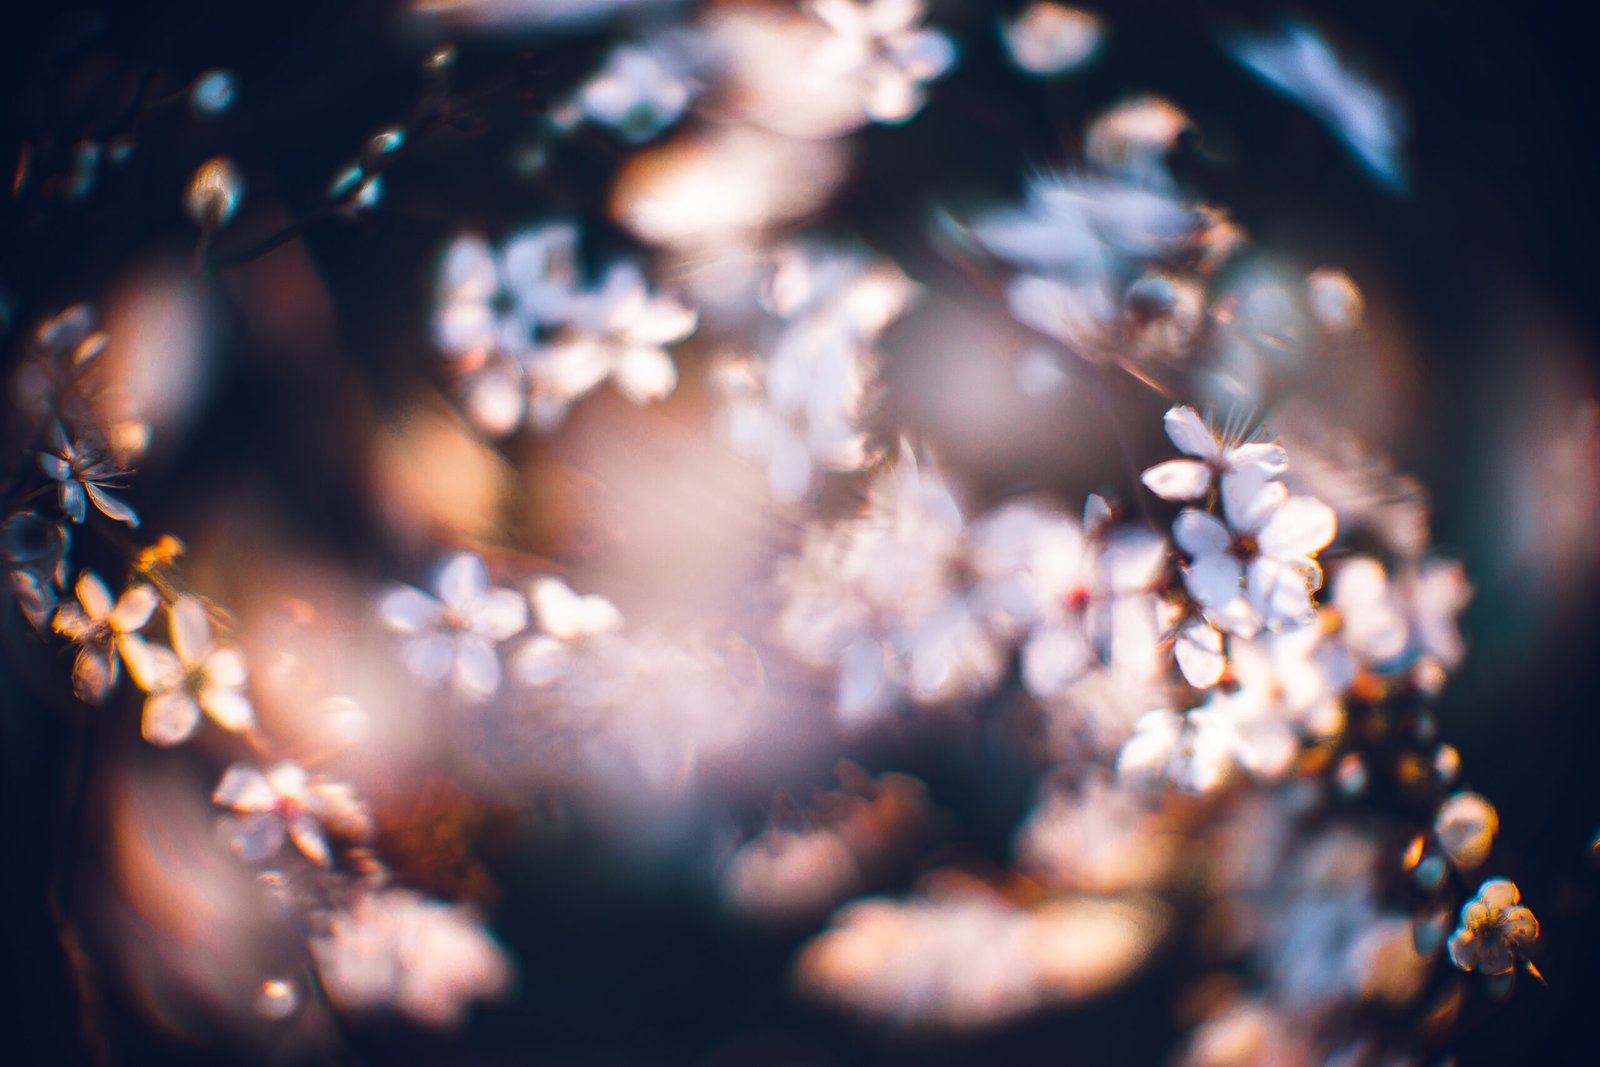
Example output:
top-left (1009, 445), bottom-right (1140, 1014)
top-left (576, 42), bottom-right (696, 143)
top-left (213, 760), bottom-right (372, 868)
top-left (122, 597), bottom-right (254, 746)
top-left (36, 422), bottom-right (140, 527)
top-left (52, 570), bottom-right (158, 702)
top-left (1000, 3), bottom-right (1102, 77)
top-left (514, 577), bottom-right (623, 686)
top-left (807, 0), bottom-right (956, 124)
top-left (528, 262), bottom-right (696, 429)
top-left (1141, 406), bottom-right (1287, 503)
top-left (380, 554), bottom-right (528, 698)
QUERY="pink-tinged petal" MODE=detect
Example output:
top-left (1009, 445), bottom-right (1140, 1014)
top-left (513, 635), bottom-right (568, 686)
top-left (76, 571), bottom-right (113, 620)
top-left (1173, 510), bottom-right (1229, 559)
top-left (1140, 459), bottom-right (1212, 501)
top-left (201, 685), bottom-right (256, 732)
top-left (288, 815), bottom-right (332, 868)
top-left (206, 645), bottom-right (248, 688)
top-left (52, 604), bottom-right (99, 643)
top-left (862, 69), bottom-right (921, 124)
top-left (1228, 441), bottom-right (1287, 476)
top-left (1116, 709), bottom-right (1182, 785)
top-left (892, 29), bottom-right (956, 81)
top-left (1184, 553), bottom-right (1242, 613)
top-left (538, 337), bottom-right (612, 398)
top-left (143, 690), bottom-right (201, 746)
top-left (1163, 406), bottom-right (1217, 459)
top-left (119, 636), bottom-right (181, 691)
top-left (452, 636), bottom-right (502, 698)
top-left (612, 345), bottom-right (679, 405)
top-left (379, 585), bottom-right (441, 636)
top-left (109, 584), bottom-right (159, 632)
top-left (72, 646), bottom-right (117, 704)
top-left (85, 482), bottom-right (139, 527)
top-left (60, 480), bottom-right (86, 523)
top-left (264, 761), bottom-right (312, 802)
top-left (1083, 493), bottom-right (1112, 535)
top-left (1259, 496), bottom-right (1337, 559)
top-left (470, 587), bottom-right (528, 642)
top-left (213, 763), bottom-right (278, 812)
top-left (1219, 466), bottom-right (1283, 532)
top-left (1175, 621), bottom-right (1225, 689)
top-left (1021, 622), bottom-right (1091, 698)
top-left (169, 598), bottom-right (212, 664)
top-left (437, 553), bottom-right (488, 611)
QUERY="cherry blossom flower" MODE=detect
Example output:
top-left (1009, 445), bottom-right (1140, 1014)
top-left (36, 421), bottom-right (139, 526)
top-left (513, 576), bottom-right (622, 686)
top-left (121, 597), bottom-right (254, 746)
top-left (310, 888), bottom-right (512, 1028)
top-left (2, 510), bottom-right (70, 629)
top-left (806, 0), bottom-right (956, 124)
top-left (1434, 792), bottom-right (1497, 871)
top-left (1448, 878), bottom-right (1539, 976)
top-left (1141, 406), bottom-right (1288, 503)
top-left (379, 553), bottom-right (528, 698)
top-left (528, 262), bottom-right (696, 429)
top-left (1117, 690), bottom-right (1298, 794)
top-left (574, 40), bottom-right (699, 143)
top-left (51, 569), bottom-right (158, 702)
top-left (212, 759), bottom-right (372, 868)
top-left (1174, 465), bottom-right (1337, 635)
top-left (434, 225), bottom-right (580, 357)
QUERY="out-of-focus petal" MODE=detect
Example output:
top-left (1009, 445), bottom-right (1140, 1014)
top-left (169, 597), bottom-right (213, 664)
top-left (379, 585), bottom-right (442, 635)
top-left (471, 588), bottom-right (528, 642)
top-left (1163, 406), bottom-right (1217, 459)
top-left (1173, 510), bottom-right (1229, 559)
top-left (612, 344), bottom-right (679, 405)
top-left (453, 636), bottom-right (502, 698)
top-left (206, 645), bottom-right (248, 688)
top-left (109, 584), bottom-right (159, 632)
top-left (1175, 621), bottom-right (1225, 689)
top-left (201, 685), bottom-right (256, 732)
top-left (213, 763), bottom-right (277, 812)
top-left (1141, 459), bottom-right (1211, 501)
top-left (437, 554), bottom-right (489, 612)
top-left (76, 571), bottom-right (114, 620)
top-left (1259, 496), bottom-right (1337, 558)
top-left (143, 689), bottom-right (201, 746)
top-left (120, 636), bottom-right (181, 691)
top-left (288, 815), bottom-right (333, 868)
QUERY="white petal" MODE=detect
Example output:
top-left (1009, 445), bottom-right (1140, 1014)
top-left (1140, 459), bottom-right (1212, 501)
top-left (837, 638), bottom-right (890, 726)
top-left (404, 633), bottom-right (454, 681)
top-left (452, 636), bottom-right (502, 698)
top-left (1184, 552), bottom-right (1243, 613)
top-left (213, 763), bottom-right (277, 813)
top-left (1021, 623), bottom-right (1091, 697)
top-left (228, 813), bottom-right (288, 862)
top-left (169, 598), bottom-right (213, 664)
top-left (1247, 556), bottom-right (1318, 629)
top-left (85, 482), bottom-right (139, 527)
top-left (109, 584), bottom-right (159, 632)
top-left (201, 685), bottom-right (256, 732)
top-left (379, 585), bottom-right (442, 635)
top-left (470, 588), bottom-right (528, 642)
top-left (1228, 441), bottom-right (1287, 476)
top-left (1175, 621), bottom-right (1226, 688)
top-left (1258, 496), bottom-right (1338, 559)
top-left (76, 571), bottom-right (113, 620)
top-left (120, 636), bottom-right (181, 692)
top-left (1163, 406), bottom-right (1217, 459)
top-left (206, 645), bottom-right (248, 688)
top-left (1173, 510), bottom-right (1229, 559)
top-left (437, 554), bottom-right (488, 611)
top-left (1116, 709), bottom-right (1181, 785)
top-left (611, 345), bottom-right (678, 405)
top-left (1220, 467), bottom-right (1285, 533)
top-left (143, 690), bottom-right (201, 746)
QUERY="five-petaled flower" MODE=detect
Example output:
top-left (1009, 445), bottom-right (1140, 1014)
top-left (37, 421), bottom-right (140, 527)
top-left (1447, 878), bottom-right (1539, 977)
top-left (1141, 406), bottom-right (1287, 503)
top-left (213, 760), bottom-right (373, 868)
top-left (52, 570), bottom-right (158, 703)
top-left (122, 597), bottom-right (255, 746)
top-left (380, 553), bottom-right (528, 698)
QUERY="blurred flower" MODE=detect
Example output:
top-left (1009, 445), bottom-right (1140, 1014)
top-left (122, 598), bottom-right (255, 746)
top-left (574, 39), bottom-right (700, 143)
top-left (37, 421), bottom-right (140, 526)
top-left (311, 888), bottom-right (512, 1028)
top-left (529, 262), bottom-right (696, 429)
top-left (1448, 878), bottom-right (1539, 976)
top-left (1000, 3), bottom-right (1101, 77)
top-left (513, 576), bottom-right (622, 685)
top-left (806, 0), bottom-right (956, 124)
top-left (2, 510), bottom-right (70, 629)
top-left (212, 759), bottom-right (373, 868)
top-left (1433, 792), bottom-right (1497, 871)
top-left (185, 157), bottom-right (244, 227)
top-left (379, 553), bottom-right (528, 698)
top-left (52, 569), bottom-right (158, 702)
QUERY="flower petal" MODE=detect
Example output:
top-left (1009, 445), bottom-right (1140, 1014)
top-left (109, 584), bottom-right (159, 632)
top-left (1173, 510), bottom-right (1229, 559)
top-left (1258, 496), bottom-right (1338, 559)
top-left (120, 636), bottom-right (181, 691)
top-left (169, 598), bottom-right (213, 664)
top-left (1163, 406), bottom-right (1217, 459)
top-left (201, 685), bottom-right (256, 732)
top-left (379, 585), bottom-right (442, 635)
top-left (1140, 459), bottom-right (1212, 501)
top-left (437, 553), bottom-right (488, 611)
top-left (76, 571), bottom-right (113, 619)
top-left (452, 636), bottom-right (502, 698)
top-left (85, 482), bottom-right (140, 528)
top-left (470, 587), bottom-right (528, 642)
top-left (612, 345), bottom-right (679, 405)
top-left (206, 645), bottom-right (248, 688)
top-left (143, 690), bottom-right (201, 746)
top-left (1175, 621), bottom-right (1225, 689)
top-left (213, 763), bottom-right (278, 812)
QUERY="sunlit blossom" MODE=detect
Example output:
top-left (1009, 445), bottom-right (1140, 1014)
top-left (51, 569), bottom-right (158, 702)
top-left (380, 553), bottom-right (528, 698)
top-left (122, 597), bottom-right (255, 746)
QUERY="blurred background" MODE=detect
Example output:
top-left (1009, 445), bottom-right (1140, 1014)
top-left (2, 0), bottom-right (1597, 1063)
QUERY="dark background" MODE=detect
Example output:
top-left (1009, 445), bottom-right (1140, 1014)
top-left (2, 0), bottom-right (1597, 1063)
